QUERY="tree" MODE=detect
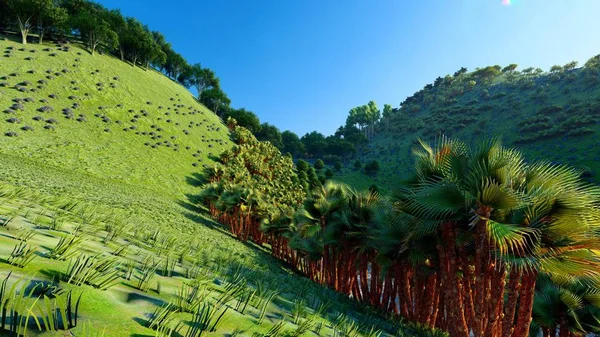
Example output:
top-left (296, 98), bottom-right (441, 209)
top-left (382, 104), bottom-right (393, 131)
top-left (301, 131), bottom-right (327, 157)
top-left (106, 9), bottom-right (127, 60)
top-left (199, 125), bottom-right (305, 244)
top-left (333, 161), bottom-right (342, 172)
top-left (70, 2), bottom-right (117, 54)
top-left (563, 60), bottom-right (578, 72)
top-left (453, 67), bottom-right (468, 77)
top-left (222, 108), bottom-right (260, 134)
top-left (163, 48), bottom-right (187, 80)
top-left (325, 169), bottom-right (334, 179)
top-left (122, 18), bottom-right (152, 65)
top-left (549, 65), bottom-right (562, 73)
top-left (35, 0), bottom-right (67, 44)
top-left (363, 160), bottom-right (379, 175)
top-left (531, 273), bottom-right (600, 337)
top-left (282, 131), bottom-right (305, 157)
top-left (200, 87), bottom-right (230, 116)
top-left (353, 160), bottom-right (362, 170)
top-left (395, 137), bottom-right (600, 337)
top-left (314, 159), bottom-right (324, 170)
top-left (256, 123), bottom-right (283, 149)
top-left (473, 65), bottom-right (501, 83)
top-left (7, 0), bottom-right (38, 44)
top-left (502, 64), bottom-right (518, 73)
top-left (182, 64), bottom-right (219, 99)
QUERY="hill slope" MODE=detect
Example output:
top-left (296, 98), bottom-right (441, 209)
top-left (0, 39), bottom-right (421, 336)
top-left (338, 62), bottom-right (600, 191)
top-left (0, 39), bottom-right (231, 197)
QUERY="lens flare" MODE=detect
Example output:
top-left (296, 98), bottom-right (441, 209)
top-left (502, 0), bottom-right (511, 5)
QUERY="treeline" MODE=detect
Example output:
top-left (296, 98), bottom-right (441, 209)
top-left (200, 130), bottom-right (600, 337)
top-left (0, 0), bottom-right (231, 114)
top-left (222, 100), bottom-right (394, 162)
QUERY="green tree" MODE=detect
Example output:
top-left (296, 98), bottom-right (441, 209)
top-left (395, 137), bottom-right (600, 337)
top-left (549, 65), bottom-right (562, 73)
top-left (382, 103), bottom-right (393, 131)
top-left (256, 123), bottom-right (283, 149)
top-left (35, 0), bottom-right (67, 44)
top-left (200, 87), bottom-right (230, 116)
top-left (314, 159), bottom-right (324, 170)
top-left (7, 0), bottom-right (39, 44)
top-left (531, 273), bottom-right (600, 337)
top-left (181, 63), bottom-right (219, 99)
top-left (563, 60), bottom-right (578, 72)
top-left (282, 131), bottom-right (305, 157)
top-left (222, 108), bottom-right (260, 134)
top-left (502, 64), bottom-right (518, 73)
top-left (106, 9), bottom-right (127, 60)
top-left (70, 2), bottom-right (117, 54)
top-left (353, 160), bottom-right (362, 170)
top-left (363, 160), bottom-right (379, 175)
top-left (301, 131), bottom-right (327, 157)
top-left (333, 161), bottom-right (342, 172)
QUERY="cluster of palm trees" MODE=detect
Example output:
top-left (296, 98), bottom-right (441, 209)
top-left (200, 131), bottom-right (600, 337)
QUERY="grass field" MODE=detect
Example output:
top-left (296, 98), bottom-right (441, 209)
top-left (0, 37), bottom-right (426, 336)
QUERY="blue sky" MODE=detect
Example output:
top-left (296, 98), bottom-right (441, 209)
top-left (97, 0), bottom-right (600, 136)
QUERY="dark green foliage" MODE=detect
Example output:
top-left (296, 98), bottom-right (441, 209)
top-left (255, 122), bottom-right (283, 149)
top-left (314, 159), bottom-right (324, 170)
top-left (363, 160), bottom-right (379, 176)
top-left (353, 160), bottom-right (362, 170)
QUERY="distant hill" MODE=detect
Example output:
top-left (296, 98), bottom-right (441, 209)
top-left (337, 60), bottom-right (600, 191)
top-left (0, 39), bottom-right (232, 197)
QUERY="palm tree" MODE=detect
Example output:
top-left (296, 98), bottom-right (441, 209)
top-left (531, 273), bottom-right (600, 337)
top-left (395, 137), bottom-right (600, 337)
top-left (371, 206), bottom-right (440, 325)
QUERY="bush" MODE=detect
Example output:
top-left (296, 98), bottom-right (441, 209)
top-left (364, 160), bottom-right (380, 176)
top-left (353, 160), bottom-right (362, 170)
top-left (5, 131), bottom-right (18, 137)
top-left (37, 106), bottom-right (54, 112)
top-left (333, 161), bottom-right (342, 172)
top-left (314, 159), bottom-right (325, 170)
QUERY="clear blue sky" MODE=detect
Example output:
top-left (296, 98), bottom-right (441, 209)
top-left (97, 0), bottom-right (600, 136)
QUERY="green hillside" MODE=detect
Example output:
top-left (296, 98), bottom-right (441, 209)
top-left (0, 38), bottom-right (414, 336)
top-left (0, 38), bottom-right (231, 197)
top-left (337, 61), bottom-right (600, 191)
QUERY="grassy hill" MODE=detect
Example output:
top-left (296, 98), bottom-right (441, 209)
top-left (0, 38), bottom-right (231, 197)
top-left (0, 38), bottom-right (420, 336)
top-left (337, 61), bottom-right (600, 192)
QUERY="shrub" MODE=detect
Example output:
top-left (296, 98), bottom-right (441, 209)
top-left (364, 160), bottom-right (380, 175)
top-left (21, 125), bottom-right (33, 131)
top-left (5, 131), bottom-right (17, 137)
top-left (11, 103), bottom-right (25, 111)
top-left (353, 160), bottom-right (362, 170)
top-left (314, 159), bottom-right (325, 170)
top-left (37, 106), bottom-right (54, 112)
top-left (6, 117), bottom-right (21, 124)
top-left (46, 118), bottom-right (59, 124)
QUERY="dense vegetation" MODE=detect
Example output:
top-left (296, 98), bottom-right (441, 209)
top-left (201, 136), bottom-right (600, 337)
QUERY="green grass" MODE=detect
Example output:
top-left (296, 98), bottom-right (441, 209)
top-left (337, 64), bottom-right (600, 192)
top-left (0, 37), bottom-right (418, 337)
top-left (0, 37), bottom-right (231, 198)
